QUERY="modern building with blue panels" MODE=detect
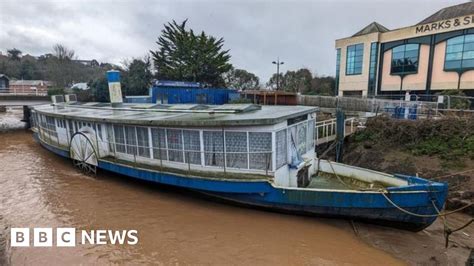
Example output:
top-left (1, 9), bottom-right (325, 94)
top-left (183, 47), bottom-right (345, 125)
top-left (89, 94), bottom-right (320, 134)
top-left (125, 80), bottom-right (240, 105)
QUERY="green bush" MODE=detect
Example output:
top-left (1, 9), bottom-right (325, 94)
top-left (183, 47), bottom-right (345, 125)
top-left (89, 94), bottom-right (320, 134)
top-left (358, 116), bottom-right (474, 161)
top-left (47, 87), bottom-right (64, 96)
top-left (437, 90), bottom-right (471, 109)
top-left (229, 97), bottom-right (252, 104)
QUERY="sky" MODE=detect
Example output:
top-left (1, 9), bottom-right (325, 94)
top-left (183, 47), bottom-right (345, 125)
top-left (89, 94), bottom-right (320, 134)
top-left (0, 0), bottom-right (467, 83)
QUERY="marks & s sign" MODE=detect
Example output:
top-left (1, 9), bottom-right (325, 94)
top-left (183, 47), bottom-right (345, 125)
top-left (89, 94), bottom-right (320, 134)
top-left (415, 16), bottom-right (474, 34)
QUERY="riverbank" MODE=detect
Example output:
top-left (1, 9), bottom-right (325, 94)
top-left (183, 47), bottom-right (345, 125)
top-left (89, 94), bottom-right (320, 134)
top-left (334, 116), bottom-right (474, 215)
top-left (315, 115), bottom-right (474, 264)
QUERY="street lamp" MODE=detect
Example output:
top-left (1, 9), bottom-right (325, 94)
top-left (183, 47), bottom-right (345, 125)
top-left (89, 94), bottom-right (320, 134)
top-left (272, 58), bottom-right (284, 91)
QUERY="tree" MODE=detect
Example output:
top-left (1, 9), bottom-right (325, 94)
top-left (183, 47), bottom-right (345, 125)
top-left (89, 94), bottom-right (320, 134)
top-left (223, 67), bottom-right (259, 90)
top-left (283, 68), bottom-right (312, 93)
top-left (7, 48), bottom-right (22, 61)
top-left (89, 77), bottom-right (109, 102)
top-left (310, 75), bottom-right (336, 96)
top-left (266, 68), bottom-right (336, 95)
top-left (19, 58), bottom-right (40, 80)
top-left (266, 73), bottom-right (285, 90)
top-left (150, 20), bottom-right (232, 86)
top-left (122, 57), bottom-right (153, 96)
top-left (53, 44), bottom-right (75, 61)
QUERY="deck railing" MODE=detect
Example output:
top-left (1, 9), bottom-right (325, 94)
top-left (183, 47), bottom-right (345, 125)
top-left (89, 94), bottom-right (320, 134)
top-left (315, 117), bottom-right (356, 145)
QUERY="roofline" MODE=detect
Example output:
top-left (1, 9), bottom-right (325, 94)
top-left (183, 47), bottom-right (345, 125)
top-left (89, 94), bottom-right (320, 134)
top-left (417, 2), bottom-right (473, 25)
top-left (336, 7), bottom-right (474, 43)
top-left (31, 104), bottom-right (319, 127)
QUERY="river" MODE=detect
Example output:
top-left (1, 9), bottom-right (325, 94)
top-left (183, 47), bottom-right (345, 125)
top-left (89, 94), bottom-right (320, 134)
top-left (0, 129), bottom-right (408, 265)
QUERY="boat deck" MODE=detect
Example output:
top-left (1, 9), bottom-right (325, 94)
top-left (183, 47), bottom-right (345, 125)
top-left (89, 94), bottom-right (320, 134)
top-left (307, 172), bottom-right (391, 190)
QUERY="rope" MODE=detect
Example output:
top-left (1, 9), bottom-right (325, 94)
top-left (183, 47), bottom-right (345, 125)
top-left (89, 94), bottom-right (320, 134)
top-left (321, 156), bottom-right (473, 219)
top-left (432, 199), bottom-right (474, 248)
top-left (381, 192), bottom-right (473, 218)
top-left (326, 159), bottom-right (362, 190)
top-left (432, 168), bottom-right (474, 180)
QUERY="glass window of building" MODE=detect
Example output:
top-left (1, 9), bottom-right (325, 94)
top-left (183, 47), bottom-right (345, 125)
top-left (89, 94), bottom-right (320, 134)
top-left (445, 34), bottom-right (474, 71)
top-left (335, 48), bottom-right (341, 94)
top-left (390, 44), bottom-right (419, 75)
top-left (368, 42), bottom-right (378, 95)
top-left (346, 44), bottom-right (364, 75)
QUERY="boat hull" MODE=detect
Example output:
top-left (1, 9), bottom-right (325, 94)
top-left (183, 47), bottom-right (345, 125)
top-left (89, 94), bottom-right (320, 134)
top-left (34, 133), bottom-right (448, 231)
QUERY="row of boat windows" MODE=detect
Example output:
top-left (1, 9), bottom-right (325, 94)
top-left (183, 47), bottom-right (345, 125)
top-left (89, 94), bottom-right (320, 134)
top-left (33, 113), bottom-right (315, 171)
top-left (112, 125), bottom-right (274, 170)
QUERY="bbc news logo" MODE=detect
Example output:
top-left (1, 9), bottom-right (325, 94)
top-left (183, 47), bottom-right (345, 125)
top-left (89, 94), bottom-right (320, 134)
top-left (11, 228), bottom-right (138, 247)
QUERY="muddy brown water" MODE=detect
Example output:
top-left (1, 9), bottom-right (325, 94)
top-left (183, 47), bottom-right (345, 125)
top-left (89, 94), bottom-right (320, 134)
top-left (0, 131), bottom-right (404, 265)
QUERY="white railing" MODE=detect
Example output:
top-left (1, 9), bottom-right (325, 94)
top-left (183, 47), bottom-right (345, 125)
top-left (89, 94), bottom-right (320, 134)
top-left (315, 117), bottom-right (356, 145)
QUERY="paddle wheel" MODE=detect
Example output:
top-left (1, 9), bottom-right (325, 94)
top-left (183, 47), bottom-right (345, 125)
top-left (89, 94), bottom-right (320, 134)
top-left (69, 131), bottom-right (98, 175)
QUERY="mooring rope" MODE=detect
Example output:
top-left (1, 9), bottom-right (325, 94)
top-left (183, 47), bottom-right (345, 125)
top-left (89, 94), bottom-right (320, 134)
top-left (323, 159), bottom-right (473, 218)
top-left (431, 168), bottom-right (474, 180)
top-left (380, 192), bottom-right (473, 218)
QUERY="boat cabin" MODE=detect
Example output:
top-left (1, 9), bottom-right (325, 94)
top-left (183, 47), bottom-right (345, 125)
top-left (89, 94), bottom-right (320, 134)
top-left (31, 102), bottom-right (318, 188)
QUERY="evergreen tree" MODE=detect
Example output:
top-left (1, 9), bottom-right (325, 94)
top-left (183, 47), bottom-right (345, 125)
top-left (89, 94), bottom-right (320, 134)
top-left (151, 20), bottom-right (232, 86)
top-left (122, 57), bottom-right (153, 96)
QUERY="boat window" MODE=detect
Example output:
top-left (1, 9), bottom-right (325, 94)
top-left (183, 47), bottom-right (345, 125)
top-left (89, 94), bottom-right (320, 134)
top-left (249, 132), bottom-right (272, 170)
top-left (136, 127), bottom-right (150, 158)
top-left (125, 126), bottom-right (138, 156)
top-left (183, 130), bottom-right (201, 165)
top-left (113, 125), bottom-right (126, 153)
top-left (151, 128), bottom-right (167, 160)
top-left (225, 131), bottom-right (248, 169)
top-left (307, 119), bottom-right (315, 152)
top-left (166, 129), bottom-right (183, 162)
top-left (97, 124), bottom-right (102, 139)
top-left (203, 131), bottom-right (225, 167)
top-left (68, 120), bottom-right (74, 138)
top-left (276, 129), bottom-right (287, 169)
top-left (297, 123), bottom-right (307, 155)
top-left (45, 116), bottom-right (57, 137)
top-left (56, 119), bottom-right (65, 128)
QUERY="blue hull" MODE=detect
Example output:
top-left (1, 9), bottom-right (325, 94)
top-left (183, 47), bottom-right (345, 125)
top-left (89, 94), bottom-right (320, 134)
top-left (35, 133), bottom-right (448, 231)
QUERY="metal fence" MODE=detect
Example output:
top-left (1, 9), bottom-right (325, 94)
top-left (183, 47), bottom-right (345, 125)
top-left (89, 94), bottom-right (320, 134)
top-left (315, 117), bottom-right (356, 145)
top-left (298, 94), bottom-right (474, 117)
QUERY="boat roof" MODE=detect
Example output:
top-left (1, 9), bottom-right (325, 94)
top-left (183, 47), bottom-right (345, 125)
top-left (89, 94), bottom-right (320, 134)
top-left (32, 103), bottom-right (318, 127)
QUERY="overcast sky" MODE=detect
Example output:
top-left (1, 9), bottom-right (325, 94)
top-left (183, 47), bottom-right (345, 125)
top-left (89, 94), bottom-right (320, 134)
top-left (0, 0), bottom-right (467, 82)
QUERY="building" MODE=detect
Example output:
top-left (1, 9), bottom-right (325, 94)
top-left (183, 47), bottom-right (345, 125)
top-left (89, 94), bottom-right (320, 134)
top-left (70, 82), bottom-right (89, 90)
top-left (335, 2), bottom-right (474, 97)
top-left (0, 74), bottom-right (9, 92)
top-left (125, 80), bottom-right (240, 105)
top-left (241, 90), bottom-right (298, 105)
top-left (9, 80), bottom-right (53, 95)
top-left (73, 59), bottom-right (99, 67)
